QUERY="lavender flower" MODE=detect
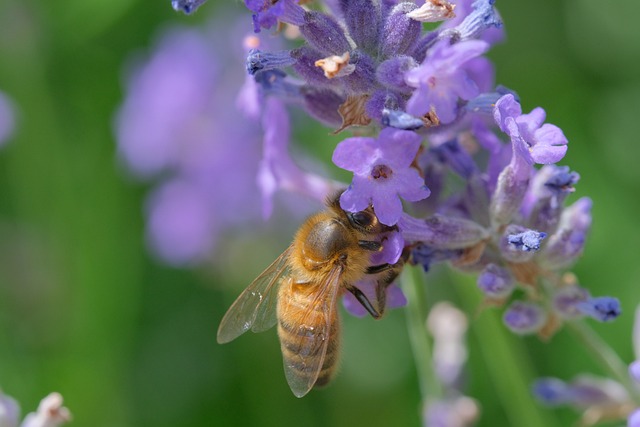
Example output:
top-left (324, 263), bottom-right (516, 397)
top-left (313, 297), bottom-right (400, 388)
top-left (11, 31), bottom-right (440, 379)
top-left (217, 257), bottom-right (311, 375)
top-left (423, 303), bottom-right (479, 427)
top-left (171, 0), bottom-right (207, 14)
top-left (245, 0), bottom-right (305, 33)
top-left (0, 390), bottom-right (71, 427)
top-left (503, 301), bottom-right (546, 335)
top-left (159, 2), bottom-right (624, 419)
top-left (405, 39), bottom-right (489, 124)
top-left (0, 91), bottom-right (16, 146)
top-left (333, 128), bottom-right (430, 226)
top-left (477, 263), bottom-right (514, 299)
top-left (576, 297), bottom-right (622, 322)
top-left (258, 97), bottom-right (338, 218)
top-left (115, 25), bottom-right (265, 265)
top-left (494, 94), bottom-right (568, 165)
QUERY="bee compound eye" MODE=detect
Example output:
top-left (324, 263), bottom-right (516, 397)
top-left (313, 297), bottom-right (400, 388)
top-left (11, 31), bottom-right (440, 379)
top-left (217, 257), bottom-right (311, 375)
top-left (350, 211), bottom-right (373, 227)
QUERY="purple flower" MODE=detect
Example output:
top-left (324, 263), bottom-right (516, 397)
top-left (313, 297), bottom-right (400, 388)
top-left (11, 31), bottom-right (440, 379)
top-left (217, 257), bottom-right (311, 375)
top-left (400, 213), bottom-right (489, 250)
top-left (115, 28), bottom-right (220, 177)
top-left (552, 285), bottom-right (590, 319)
top-left (576, 297), bottom-right (622, 322)
top-left (532, 378), bottom-right (571, 406)
top-left (145, 179), bottom-right (217, 265)
top-left (257, 98), bottom-right (338, 218)
top-left (0, 389), bottom-right (72, 427)
top-left (245, 0), bottom-right (305, 33)
top-left (438, 0), bottom-right (503, 43)
top-left (171, 0), bottom-right (207, 14)
top-left (343, 280), bottom-right (406, 317)
top-left (507, 229), bottom-right (546, 252)
top-left (115, 25), bottom-right (267, 265)
top-left (0, 90), bottom-right (16, 146)
top-left (20, 392), bottom-right (71, 427)
top-left (629, 360), bottom-right (640, 384)
top-left (533, 376), bottom-right (629, 409)
top-left (0, 389), bottom-right (19, 427)
top-left (494, 94), bottom-right (568, 165)
top-left (539, 197), bottom-right (592, 270)
top-left (503, 301), bottom-right (546, 335)
top-left (630, 409), bottom-right (640, 427)
top-left (405, 39), bottom-right (489, 124)
top-left (477, 263), bottom-right (514, 299)
top-left (333, 128), bottom-right (430, 226)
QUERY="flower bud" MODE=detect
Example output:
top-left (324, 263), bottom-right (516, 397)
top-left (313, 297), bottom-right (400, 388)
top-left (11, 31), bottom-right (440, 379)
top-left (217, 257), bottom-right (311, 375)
top-left (399, 213), bottom-right (489, 250)
top-left (300, 11), bottom-right (351, 56)
top-left (539, 197), bottom-right (592, 270)
top-left (380, 3), bottom-right (422, 58)
top-left (339, 0), bottom-right (380, 53)
top-left (503, 301), bottom-right (546, 334)
top-left (477, 263), bottom-right (514, 299)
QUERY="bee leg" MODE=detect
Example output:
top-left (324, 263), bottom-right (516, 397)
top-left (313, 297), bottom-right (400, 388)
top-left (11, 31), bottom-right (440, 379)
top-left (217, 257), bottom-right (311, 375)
top-left (346, 286), bottom-right (381, 319)
top-left (358, 240), bottom-right (382, 251)
top-left (373, 267), bottom-right (404, 318)
top-left (365, 263), bottom-right (392, 274)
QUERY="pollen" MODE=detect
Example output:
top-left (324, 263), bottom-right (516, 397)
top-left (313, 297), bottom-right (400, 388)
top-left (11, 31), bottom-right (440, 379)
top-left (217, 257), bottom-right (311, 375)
top-left (314, 52), bottom-right (355, 79)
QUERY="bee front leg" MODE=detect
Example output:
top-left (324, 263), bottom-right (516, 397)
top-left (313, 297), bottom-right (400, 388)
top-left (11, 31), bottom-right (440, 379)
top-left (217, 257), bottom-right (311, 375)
top-left (358, 240), bottom-right (382, 251)
top-left (346, 286), bottom-right (381, 319)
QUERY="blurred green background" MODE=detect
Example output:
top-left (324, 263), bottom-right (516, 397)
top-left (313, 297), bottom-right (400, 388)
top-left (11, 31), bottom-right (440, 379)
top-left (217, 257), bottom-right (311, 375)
top-left (0, 0), bottom-right (639, 426)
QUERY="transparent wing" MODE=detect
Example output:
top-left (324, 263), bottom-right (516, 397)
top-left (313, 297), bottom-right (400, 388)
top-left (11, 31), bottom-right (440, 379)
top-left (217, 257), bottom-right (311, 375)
top-left (217, 245), bottom-right (293, 344)
top-left (281, 265), bottom-right (343, 398)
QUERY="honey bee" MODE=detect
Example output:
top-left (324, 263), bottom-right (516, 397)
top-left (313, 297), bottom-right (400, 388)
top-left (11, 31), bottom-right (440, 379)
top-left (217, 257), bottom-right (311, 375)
top-left (217, 193), bottom-right (406, 397)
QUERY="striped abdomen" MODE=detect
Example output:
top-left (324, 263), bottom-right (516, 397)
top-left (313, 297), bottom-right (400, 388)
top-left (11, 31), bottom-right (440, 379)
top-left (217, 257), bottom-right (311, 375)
top-left (277, 281), bottom-right (340, 389)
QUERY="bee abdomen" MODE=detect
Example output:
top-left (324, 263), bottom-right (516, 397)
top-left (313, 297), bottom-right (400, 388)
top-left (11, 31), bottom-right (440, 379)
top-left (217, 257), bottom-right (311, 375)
top-left (277, 287), bottom-right (340, 389)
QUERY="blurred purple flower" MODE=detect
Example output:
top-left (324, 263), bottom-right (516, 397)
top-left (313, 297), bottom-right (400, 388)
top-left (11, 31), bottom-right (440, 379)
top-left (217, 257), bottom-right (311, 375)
top-left (405, 39), bottom-right (489, 124)
top-left (115, 25), bottom-right (265, 265)
top-left (257, 97), bottom-right (338, 219)
top-left (0, 389), bottom-right (71, 427)
top-left (503, 301), bottom-right (546, 335)
top-left (333, 128), bottom-right (430, 226)
top-left (171, 0), bottom-right (207, 14)
top-left (245, 0), bottom-right (305, 33)
top-left (0, 91), bottom-right (16, 146)
top-left (343, 279), bottom-right (407, 318)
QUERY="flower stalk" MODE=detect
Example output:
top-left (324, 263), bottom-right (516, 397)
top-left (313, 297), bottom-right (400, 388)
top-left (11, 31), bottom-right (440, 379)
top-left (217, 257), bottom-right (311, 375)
top-left (402, 264), bottom-right (444, 400)
top-left (567, 320), bottom-right (640, 404)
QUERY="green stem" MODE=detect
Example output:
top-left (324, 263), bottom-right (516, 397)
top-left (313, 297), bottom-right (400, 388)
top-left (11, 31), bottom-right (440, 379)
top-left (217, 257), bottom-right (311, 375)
top-left (453, 273), bottom-right (558, 427)
top-left (401, 265), bottom-right (444, 400)
top-left (567, 320), bottom-right (640, 403)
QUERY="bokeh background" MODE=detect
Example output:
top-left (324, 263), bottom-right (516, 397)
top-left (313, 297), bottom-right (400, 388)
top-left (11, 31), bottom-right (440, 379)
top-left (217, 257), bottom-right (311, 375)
top-left (0, 0), bottom-right (639, 426)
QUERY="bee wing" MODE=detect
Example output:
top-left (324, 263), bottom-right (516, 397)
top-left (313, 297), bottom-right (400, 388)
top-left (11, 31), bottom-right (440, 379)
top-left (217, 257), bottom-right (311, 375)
top-left (281, 265), bottom-right (343, 398)
top-left (217, 245), bottom-right (293, 344)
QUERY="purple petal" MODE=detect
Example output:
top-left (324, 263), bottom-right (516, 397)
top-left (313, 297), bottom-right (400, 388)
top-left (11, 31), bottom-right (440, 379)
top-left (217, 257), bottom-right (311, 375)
top-left (535, 123), bottom-right (568, 147)
top-left (394, 168), bottom-right (431, 201)
top-left (530, 144), bottom-right (568, 165)
top-left (372, 192), bottom-right (404, 226)
top-left (386, 284), bottom-right (407, 308)
top-left (371, 230), bottom-right (404, 264)
top-left (431, 39), bottom-right (490, 73)
top-left (493, 93), bottom-right (521, 132)
top-left (146, 180), bottom-right (217, 265)
top-left (378, 127), bottom-right (423, 168)
top-left (332, 136), bottom-right (377, 174)
top-left (405, 85), bottom-right (431, 117)
top-left (0, 91), bottom-right (16, 146)
top-left (340, 178), bottom-right (374, 212)
top-left (517, 106), bottom-right (546, 140)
